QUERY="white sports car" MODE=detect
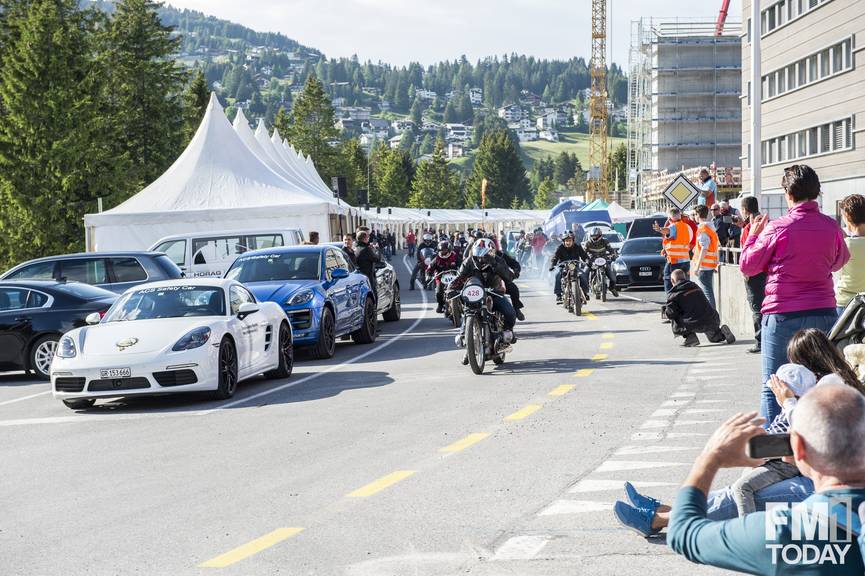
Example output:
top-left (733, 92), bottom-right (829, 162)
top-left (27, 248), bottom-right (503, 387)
top-left (51, 279), bottom-right (293, 410)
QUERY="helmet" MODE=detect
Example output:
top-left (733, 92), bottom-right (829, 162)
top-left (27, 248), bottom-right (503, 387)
top-left (438, 240), bottom-right (451, 253)
top-left (591, 227), bottom-right (603, 240)
top-left (563, 231), bottom-right (575, 241)
top-left (422, 233), bottom-right (433, 242)
top-left (472, 229), bottom-right (485, 240)
top-left (470, 238), bottom-right (494, 268)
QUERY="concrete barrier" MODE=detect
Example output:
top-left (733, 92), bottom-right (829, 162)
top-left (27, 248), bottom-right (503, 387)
top-left (714, 263), bottom-right (756, 341)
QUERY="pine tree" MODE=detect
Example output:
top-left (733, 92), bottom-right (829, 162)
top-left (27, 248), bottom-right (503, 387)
top-left (408, 141), bottom-right (460, 208)
top-left (553, 151), bottom-right (578, 187)
top-left (465, 130), bottom-right (530, 208)
top-left (182, 68), bottom-right (209, 142)
top-left (533, 178), bottom-right (558, 209)
top-left (273, 105), bottom-right (290, 137)
top-left (103, 0), bottom-right (186, 190)
top-left (376, 148), bottom-right (414, 206)
top-left (336, 138), bottom-right (367, 205)
top-left (285, 74), bottom-right (341, 179)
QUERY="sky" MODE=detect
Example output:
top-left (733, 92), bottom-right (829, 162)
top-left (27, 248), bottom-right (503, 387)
top-left (165, 0), bottom-right (740, 68)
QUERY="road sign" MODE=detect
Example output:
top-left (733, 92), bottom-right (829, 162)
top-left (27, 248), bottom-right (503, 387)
top-left (661, 173), bottom-right (701, 209)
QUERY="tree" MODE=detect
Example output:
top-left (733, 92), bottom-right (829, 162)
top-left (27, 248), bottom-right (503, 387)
top-left (533, 178), bottom-right (558, 209)
top-left (272, 105), bottom-right (290, 137)
top-left (182, 68), bottom-right (209, 142)
top-left (103, 0), bottom-right (186, 189)
top-left (336, 138), bottom-right (368, 206)
top-left (553, 151), bottom-right (578, 187)
top-left (409, 97), bottom-right (423, 125)
top-left (285, 74), bottom-right (341, 180)
top-left (376, 148), bottom-right (414, 206)
top-left (465, 130), bottom-right (530, 208)
top-left (408, 141), bottom-right (460, 208)
top-left (609, 143), bottom-right (627, 191)
top-left (443, 100), bottom-right (457, 124)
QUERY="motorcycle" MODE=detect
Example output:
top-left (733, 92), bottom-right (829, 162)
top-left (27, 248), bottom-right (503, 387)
top-left (417, 246), bottom-right (436, 289)
top-left (589, 255), bottom-right (613, 302)
top-left (434, 269), bottom-right (461, 326)
top-left (455, 278), bottom-right (512, 375)
top-left (557, 260), bottom-right (586, 316)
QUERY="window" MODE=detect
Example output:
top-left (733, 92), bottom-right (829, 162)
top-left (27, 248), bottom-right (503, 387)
top-left (762, 117), bottom-right (853, 165)
top-left (797, 130), bottom-right (807, 157)
top-left (324, 250), bottom-right (341, 280)
top-left (192, 237), bottom-right (244, 266)
top-left (229, 285), bottom-right (255, 315)
top-left (778, 136), bottom-right (787, 162)
top-left (761, 0), bottom-right (833, 37)
top-left (820, 49), bottom-right (830, 78)
top-left (332, 249), bottom-right (351, 272)
top-left (768, 74), bottom-right (776, 98)
top-left (0, 288), bottom-right (30, 311)
top-left (153, 239), bottom-right (186, 267)
top-left (6, 260), bottom-right (55, 281)
top-left (820, 124), bottom-right (831, 152)
top-left (27, 291), bottom-right (49, 308)
top-left (762, 38), bottom-right (854, 101)
top-left (808, 55), bottom-right (818, 82)
top-left (110, 258), bottom-right (147, 283)
top-left (808, 127), bottom-right (818, 155)
top-left (247, 234), bottom-right (284, 250)
top-left (59, 258), bottom-right (108, 284)
top-left (797, 61), bottom-right (806, 86)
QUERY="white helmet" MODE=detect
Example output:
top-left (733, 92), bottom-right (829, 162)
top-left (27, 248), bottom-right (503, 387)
top-left (471, 238), bottom-right (495, 268)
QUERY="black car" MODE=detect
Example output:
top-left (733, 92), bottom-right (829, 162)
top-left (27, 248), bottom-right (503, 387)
top-left (1, 252), bottom-right (183, 294)
top-left (0, 281), bottom-right (117, 380)
top-left (612, 237), bottom-right (665, 288)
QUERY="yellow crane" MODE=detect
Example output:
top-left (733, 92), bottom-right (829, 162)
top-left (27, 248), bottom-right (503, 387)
top-left (588, 0), bottom-right (608, 201)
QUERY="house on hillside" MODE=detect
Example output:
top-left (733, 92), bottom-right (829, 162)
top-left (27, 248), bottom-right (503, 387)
top-left (537, 112), bottom-right (558, 130)
top-left (514, 126), bottom-right (539, 142)
top-left (498, 104), bottom-right (523, 122)
top-left (446, 123), bottom-right (471, 142)
top-left (469, 88), bottom-right (483, 106)
top-left (336, 118), bottom-right (359, 133)
top-left (416, 89), bottom-right (437, 101)
top-left (539, 129), bottom-right (559, 142)
top-left (422, 120), bottom-right (443, 133)
top-left (447, 143), bottom-right (465, 159)
top-left (388, 134), bottom-right (403, 149)
top-left (392, 119), bottom-right (415, 133)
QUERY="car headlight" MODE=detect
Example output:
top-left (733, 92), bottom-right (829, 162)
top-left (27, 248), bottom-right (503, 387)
top-left (56, 336), bottom-right (77, 358)
top-left (286, 290), bottom-right (314, 306)
top-left (612, 261), bottom-right (626, 271)
top-left (172, 327), bottom-right (211, 351)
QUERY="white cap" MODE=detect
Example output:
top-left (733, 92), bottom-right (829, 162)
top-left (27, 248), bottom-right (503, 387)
top-left (776, 363), bottom-right (818, 397)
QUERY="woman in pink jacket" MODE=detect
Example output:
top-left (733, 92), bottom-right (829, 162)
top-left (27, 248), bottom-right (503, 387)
top-left (740, 165), bottom-right (849, 426)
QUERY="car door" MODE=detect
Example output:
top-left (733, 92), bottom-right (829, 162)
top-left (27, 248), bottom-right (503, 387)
top-left (0, 287), bottom-right (33, 368)
top-left (228, 285), bottom-right (255, 372)
top-left (57, 258), bottom-right (110, 289)
top-left (107, 257), bottom-right (149, 293)
top-left (323, 249), bottom-right (350, 333)
top-left (332, 249), bottom-right (362, 313)
top-left (234, 284), bottom-right (268, 369)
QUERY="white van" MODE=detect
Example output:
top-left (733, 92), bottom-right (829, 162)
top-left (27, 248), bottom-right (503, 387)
top-left (150, 229), bottom-right (305, 278)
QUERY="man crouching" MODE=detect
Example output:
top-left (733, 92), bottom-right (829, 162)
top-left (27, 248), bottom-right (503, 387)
top-left (665, 269), bottom-right (735, 347)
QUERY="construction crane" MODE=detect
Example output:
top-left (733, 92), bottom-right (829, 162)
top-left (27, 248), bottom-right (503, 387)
top-left (715, 0), bottom-right (731, 35)
top-left (588, 0), bottom-right (608, 202)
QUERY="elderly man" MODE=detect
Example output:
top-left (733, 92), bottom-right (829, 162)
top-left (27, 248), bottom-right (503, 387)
top-left (664, 384), bottom-right (865, 574)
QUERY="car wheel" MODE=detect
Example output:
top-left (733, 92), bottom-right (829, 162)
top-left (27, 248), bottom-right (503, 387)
top-left (212, 338), bottom-right (238, 400)
top-left (30, 335), bottom-right (59, 381)
top-left (352, 297), bottom-right (377, 344)
top-left (382, 286), bottom-right (401, 322)
top-left (312, 307), bottom-right (336, 359)
top-left (265, 322), bottom-right (293, 380)
top-left (62, 398), bottom-right (95, 410)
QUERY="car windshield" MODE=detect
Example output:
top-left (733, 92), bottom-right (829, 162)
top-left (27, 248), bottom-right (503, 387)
top-left (604, 233), bottom-right (622, 243)
top-left (225, 252), bottom-right (321, 282)
top-left (621, 238), bottom-right (662, 255)
top-left (103, 286), bottom-right (225, 321)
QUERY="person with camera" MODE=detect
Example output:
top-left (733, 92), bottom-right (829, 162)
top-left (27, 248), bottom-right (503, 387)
top-left (664, 269), bottom-right (735, 347)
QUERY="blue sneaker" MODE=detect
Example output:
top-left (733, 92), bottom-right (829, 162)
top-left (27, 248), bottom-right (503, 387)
top-left (613, 501), bottom-right (660, 537)
top-left (624, 481), bottom-right (660, 514)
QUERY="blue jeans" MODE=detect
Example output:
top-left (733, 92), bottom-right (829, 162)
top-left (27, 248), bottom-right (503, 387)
top-left (492, 293), bottom-right (517, 330)
top-left (696, 269), bottom-right (716, 309)
top-left (760, 309), bottom-right (838, 426)
top-left (663, 261), bottom-right (690, 293)
top-left (706, 475), bottom-right (814, 520)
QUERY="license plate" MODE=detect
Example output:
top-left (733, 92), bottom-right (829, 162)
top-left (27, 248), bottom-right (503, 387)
top-left (100, 368), bottom-right (131, 379)
top-left (638, 271), bottom-right (653, 277)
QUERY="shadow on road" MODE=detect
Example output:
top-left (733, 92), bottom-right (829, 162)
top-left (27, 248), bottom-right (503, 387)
top-left (0, 372), bottom-right (44, 387)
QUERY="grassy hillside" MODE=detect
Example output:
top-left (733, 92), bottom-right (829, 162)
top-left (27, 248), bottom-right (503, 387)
top-left (520, 129), bottom-right (626, 170)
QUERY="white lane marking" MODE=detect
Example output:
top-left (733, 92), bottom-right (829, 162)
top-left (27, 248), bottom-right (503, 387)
top-left (492, 535), bottom-right (551, 560)
top-left (594, 460), bottom-right (689, 472)
top-left (650, 408), bottom-right (678, 417)
top-left (673, 419), bottom-right (719, 426)
top-left (684, 408), bottom-right (724, 414)
top-left (614, 445), bottom-right (700, 456)
top-left (0, 389), bottom-right (50, 407)
top-left (670, 392), bottom-right (696, 398)
top-left (639, 420), bottom-right (669, 429)
top-left (661, 399), bottom-right (692, 407)
top-left (569, 479), bottom-right (676, 493)
top-left (695, 399), bottom-right (726, 404)
top-left (690, 368), bottom-right (737, 374)
top-left (667, 432), bottom-right (710, 438)
top-left (539, 500), bottom-right (613, 516)
top-left (201, 255), bottom-right (429, 413)
top-left (631, 431), bottom-right (663, 440)
top-left (704, 383), bottom-right (736, 388)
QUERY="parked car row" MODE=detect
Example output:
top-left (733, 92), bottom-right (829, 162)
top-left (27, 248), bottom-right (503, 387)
top-left (0, 238), bottom-right (401, 410)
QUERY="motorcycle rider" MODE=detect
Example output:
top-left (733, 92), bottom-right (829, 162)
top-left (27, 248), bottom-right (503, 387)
top-left (584, 227), bottom-right (620, 297)
top-left (491, 233), bottom-right (526, 321)
top-left (550, 231), bottom-right (590, 304)
top-left (428, 240), bottom-right (460, 314)
top-left (410, 233), bottom-right (437, 290)
top-left (463, 229), bottom-right (486, 260)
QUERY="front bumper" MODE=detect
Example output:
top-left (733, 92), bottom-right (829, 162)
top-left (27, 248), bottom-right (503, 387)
top-left (283, 305), bottom-right (321, 345)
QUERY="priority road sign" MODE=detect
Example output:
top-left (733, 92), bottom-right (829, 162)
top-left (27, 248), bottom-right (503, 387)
top-left (662, 173), bottom-right (701, 210)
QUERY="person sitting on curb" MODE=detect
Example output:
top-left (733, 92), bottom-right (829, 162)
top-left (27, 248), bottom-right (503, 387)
top-left (664, 268), bottom-right (735, 347)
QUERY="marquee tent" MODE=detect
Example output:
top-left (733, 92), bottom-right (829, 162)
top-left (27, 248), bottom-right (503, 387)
top-left (84, 94), bottom-right (347, 251)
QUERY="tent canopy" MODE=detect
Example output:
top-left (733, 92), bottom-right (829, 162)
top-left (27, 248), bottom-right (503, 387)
top-left (549, 199), bottom-right (585, 219)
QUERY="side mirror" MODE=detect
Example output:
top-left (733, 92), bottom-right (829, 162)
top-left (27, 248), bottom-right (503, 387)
top-left (237, 302), bottom-right (259, 320)
top-left (374, 261), bottom-right (387, 270)
top-left (85, 312), bottom-right (102, 325)
top-left (331, 268), bottom-right (349, 280)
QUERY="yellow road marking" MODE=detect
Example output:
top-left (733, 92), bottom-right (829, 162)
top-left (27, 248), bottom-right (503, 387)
top-left (505, 404), bottom-right (542, 421)
top-left (602, 332), bottom-right (615, 339)
top-left (600, 342), bottom-right (615, 350)
top-left (549, 384), bottom-right (575, 396)
top-left (575, 368), bottom-right (595, 377)
top-left (585, 312), bottom-right (599, 320)
top-left (592, 354), bottom-right (608, 361)
top-left (439, 432), bottom-right (490, 453)
top-left (199, 527), bottom-right (304, 568)
top-left (347, 470), bottom-right (416, 497)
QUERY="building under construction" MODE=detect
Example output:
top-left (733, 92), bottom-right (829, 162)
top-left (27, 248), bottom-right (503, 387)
top-left (628, 18), bottom-right (742, 211)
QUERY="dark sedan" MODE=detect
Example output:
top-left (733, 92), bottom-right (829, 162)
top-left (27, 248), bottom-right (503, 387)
top-left (611, 237), bottom-right (665, 288)
top-left (0, 281), bottom-right (117, 380)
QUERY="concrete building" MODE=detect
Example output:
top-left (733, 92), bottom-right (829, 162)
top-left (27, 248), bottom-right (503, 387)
top-left (628, 18), bottom-right (742, 210)
top-left (742, 0), bottom-right (865, 216)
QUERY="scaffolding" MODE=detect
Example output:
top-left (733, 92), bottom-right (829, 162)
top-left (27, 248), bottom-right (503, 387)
top-left (627, 17), bottom-right (742, 212)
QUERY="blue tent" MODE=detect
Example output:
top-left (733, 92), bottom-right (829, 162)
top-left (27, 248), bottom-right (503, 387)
top-left (549, 199), bottom-right (586, 220)
top-left (543, 209), bottom-right (612, 239)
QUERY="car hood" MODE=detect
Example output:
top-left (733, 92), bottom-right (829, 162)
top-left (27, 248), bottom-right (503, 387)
top-left (245, 280), bottom-right (320, 304)
top-left (616, 253), bottom-right (666, 266)
top-left (78, 317), bottom-right (214, 355)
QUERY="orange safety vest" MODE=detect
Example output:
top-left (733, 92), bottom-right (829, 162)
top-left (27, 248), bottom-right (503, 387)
top-left (662, 220), bottom-right (691, 264)
top-left (695, 222), bottom-right (719, 270)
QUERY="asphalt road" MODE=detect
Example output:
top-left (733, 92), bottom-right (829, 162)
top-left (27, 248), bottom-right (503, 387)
top-left (0, 254), bottom-right (761, 576)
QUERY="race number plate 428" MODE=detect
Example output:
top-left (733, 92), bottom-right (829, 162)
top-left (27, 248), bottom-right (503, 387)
top-left (100, 368), bottom-right (131, 379)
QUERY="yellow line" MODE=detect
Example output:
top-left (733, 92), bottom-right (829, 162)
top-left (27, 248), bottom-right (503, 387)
top-left (602, 332), bottom-right (615, 339)
top-left (440, 432), bottom-right (490, 453)
top-left (347, 470), bottom-right (416, 497)
top-left (585, 312), bottom-right (599, 320)
top-left (599, 342), bottom-right (615, 350)
top-left (592, 354), bottom-right (608, 361)
top-left (505, 404), bottom-right (542, 421)
top-left (199, 527), bottom-right (304, 568)
top-left (575, 368), bottom-right (595, 377)
top-left (549, 384), bottom-right (575, 397)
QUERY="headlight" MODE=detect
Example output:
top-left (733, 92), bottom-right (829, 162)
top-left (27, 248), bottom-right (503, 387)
top-left (56, 336), bottom-right (77, 358)
top-left (613, 261), bottom-right (626, 271)
top-left (286, 290), bottom-right (314, 306)
top-left (172, 327), bottom-right (211, 351)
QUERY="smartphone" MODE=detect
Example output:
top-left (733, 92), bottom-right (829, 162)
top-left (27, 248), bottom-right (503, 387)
top-left (747, 434), bottom-right (793, 459)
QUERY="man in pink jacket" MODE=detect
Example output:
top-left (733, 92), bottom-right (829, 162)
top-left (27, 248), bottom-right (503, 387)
top-left (740, 164), bottom-right (849, 426)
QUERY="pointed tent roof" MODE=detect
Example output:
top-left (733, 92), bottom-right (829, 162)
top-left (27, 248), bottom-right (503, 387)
top-left (232, 109), bottom-right (295, 183)
top-left (270, 128), bottom-right (334, 201)
top-left (100, 94), bottom-right (326, 214)
top-left (582, 198), bottom-right (610, 211)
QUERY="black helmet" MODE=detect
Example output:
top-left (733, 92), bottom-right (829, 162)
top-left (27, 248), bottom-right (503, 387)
top-left (438, 240), bottom-right (451, 253)
top-left (591, 227), bottom-right (603, 240)
top-left (472, 229), bottom-right (485, 240)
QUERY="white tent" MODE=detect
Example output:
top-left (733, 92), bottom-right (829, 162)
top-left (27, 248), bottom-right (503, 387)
top-left (84, 94), bottom-right (343, 251)
top-left (606, 201), bottom-right (641, 223)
